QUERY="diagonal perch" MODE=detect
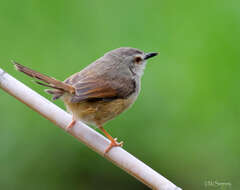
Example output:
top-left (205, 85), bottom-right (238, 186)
top-left (0, 67), bottom-right (182, 190)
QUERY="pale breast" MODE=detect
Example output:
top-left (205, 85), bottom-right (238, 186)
top-left (62, 93), bottom-right (138, 127)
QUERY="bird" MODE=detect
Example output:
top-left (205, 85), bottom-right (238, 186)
top-left (13, 47), bottom-right (158, 153)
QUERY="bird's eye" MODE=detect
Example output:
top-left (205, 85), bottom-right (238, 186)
top-left (134, 56), bottom-right (142, 64)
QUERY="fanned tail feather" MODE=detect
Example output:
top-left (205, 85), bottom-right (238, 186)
top-left (12, 61), bottom-right (75, 94)
top-left (13, 61), bottom-right (75, 100)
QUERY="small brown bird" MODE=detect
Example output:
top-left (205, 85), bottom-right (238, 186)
top-left (13, 47), bottom-right (158, 153)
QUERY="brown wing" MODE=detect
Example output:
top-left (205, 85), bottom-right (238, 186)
top-left (65, 73), bottom-right (136, 103)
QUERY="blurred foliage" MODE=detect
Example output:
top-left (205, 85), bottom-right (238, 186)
top-left (0, 0), bottom-right (239, 189)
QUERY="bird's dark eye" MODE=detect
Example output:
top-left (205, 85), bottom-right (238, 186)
top-left (134, 56), bottom-right (142, 64)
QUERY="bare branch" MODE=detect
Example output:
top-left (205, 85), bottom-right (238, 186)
top-left (0, 68), bottom-right (182, 190)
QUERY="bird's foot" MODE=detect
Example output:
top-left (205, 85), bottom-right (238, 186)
top-left (66, 119), bottom-right (76, 131)
top-left (104, 138), bottom-right (123, 154)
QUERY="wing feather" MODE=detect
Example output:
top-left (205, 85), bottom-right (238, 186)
top-left (65, 73), bottom-right (135, 103)
top-left (64, 58), bottom-right (136, 103)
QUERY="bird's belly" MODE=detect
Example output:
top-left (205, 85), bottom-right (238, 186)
top-left (63, 94), bottom-right (137, 126)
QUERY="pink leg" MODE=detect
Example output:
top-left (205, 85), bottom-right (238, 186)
top-left (66, 119), bottom-right (76, 131)
top-left (99, 125), bottom-right (123, 154)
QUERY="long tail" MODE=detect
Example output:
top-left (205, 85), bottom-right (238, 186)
top-left (13, 61), bottom-right (75, 95)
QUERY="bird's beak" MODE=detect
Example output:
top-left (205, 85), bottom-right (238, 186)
top-left (144, 52), bottom-right (158, 60)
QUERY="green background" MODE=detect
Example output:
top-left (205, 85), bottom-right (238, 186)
top-left (0, 0), bottom-right (239, 189)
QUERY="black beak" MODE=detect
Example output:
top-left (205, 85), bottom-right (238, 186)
top-left (144, 52), bottom-right (158, 60)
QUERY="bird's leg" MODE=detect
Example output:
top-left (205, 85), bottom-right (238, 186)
top-left (99, 125), bottom-right (123, 154)
top-left (66, 117), bottom-right (76, 131)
